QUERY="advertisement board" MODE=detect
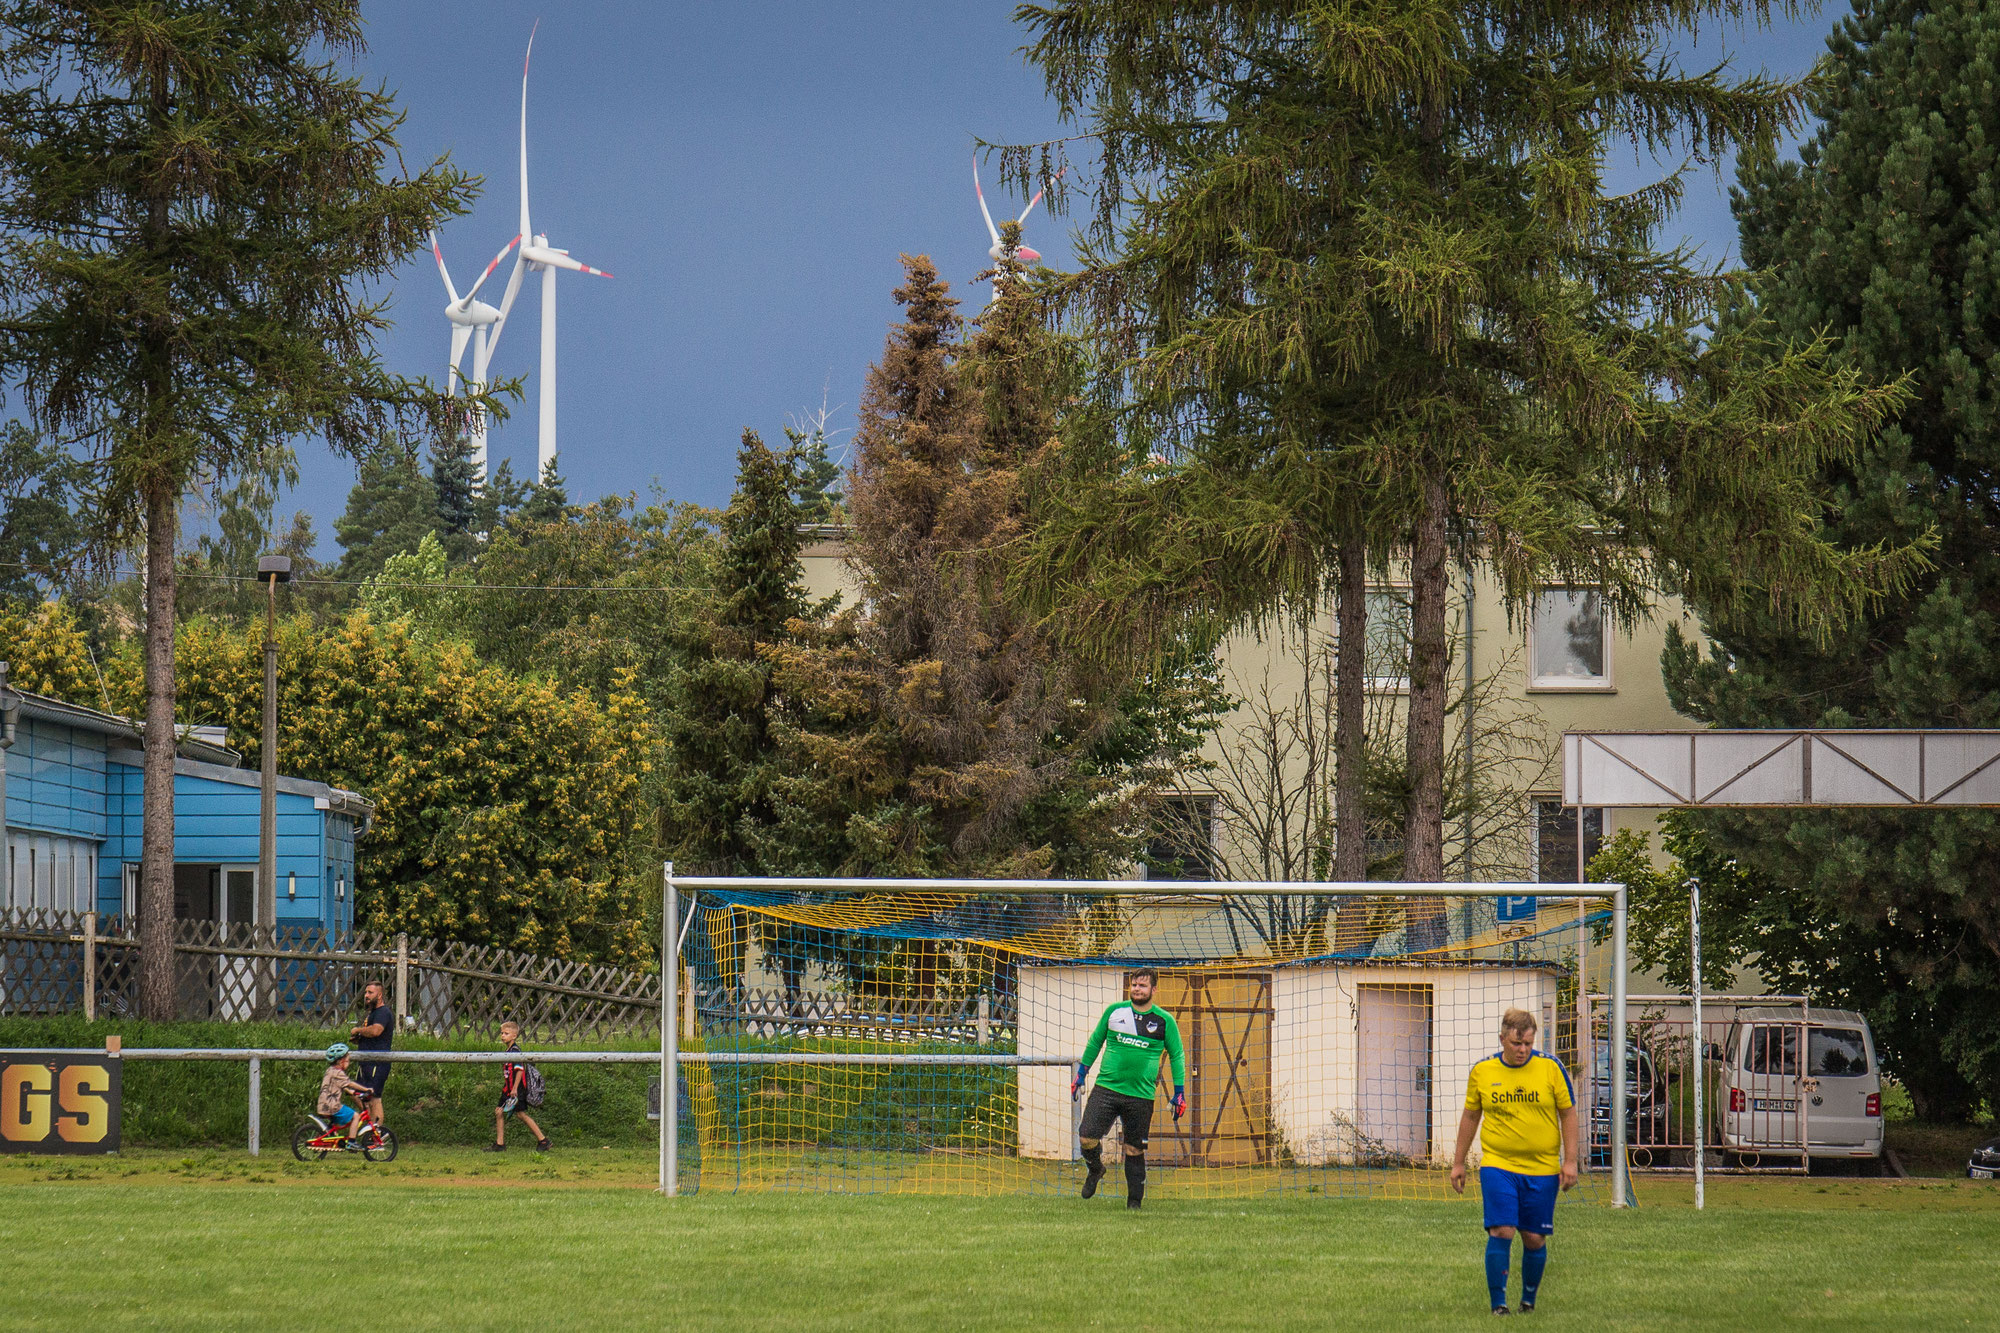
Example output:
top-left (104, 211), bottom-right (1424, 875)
top-left (0, 1053), bottom-right (121, 1154)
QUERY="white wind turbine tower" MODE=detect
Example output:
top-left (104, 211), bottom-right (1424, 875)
top-left (973, 156), bottom-right (1052, 302)
top-left (430, 229), bottom-right (521, 479)
top-left (499, 24), bottom-right (614, 482)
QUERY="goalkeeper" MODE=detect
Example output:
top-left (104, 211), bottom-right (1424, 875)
top-left (1071, 968), bottom-right (1186, 1210)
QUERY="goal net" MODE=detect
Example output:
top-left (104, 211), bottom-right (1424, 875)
top-left (665, 879), bottom-right (1623, 1202)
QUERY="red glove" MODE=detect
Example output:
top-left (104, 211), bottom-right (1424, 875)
top-left (1171, 1088), bottom-right (1187, 1121)
top-left (1071, 1065), bottom-right (1087, 1100)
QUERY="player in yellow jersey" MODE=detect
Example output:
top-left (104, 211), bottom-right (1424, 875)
top-left (1450, 1008), bottom-right (1578, 1315)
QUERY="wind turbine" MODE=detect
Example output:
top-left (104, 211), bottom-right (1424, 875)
top-left (973, 156), bottom-right (1052, 301)
top-left (496, 24), bottom-right (614, 482)
top-left (430, 229), bottom-right (521, 479)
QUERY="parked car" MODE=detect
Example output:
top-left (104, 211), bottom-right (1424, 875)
top-left (1967, 1134), bottom-right (2000, 1181)
top-left (1587, 1041), bottom-right (1668, 1166)
top-left (1715, 1007), bottom-right (1882, 1162)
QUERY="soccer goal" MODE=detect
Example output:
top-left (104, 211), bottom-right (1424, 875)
top-left (656, 875), bottom-right (1631, 1205)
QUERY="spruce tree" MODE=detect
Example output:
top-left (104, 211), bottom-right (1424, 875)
top-left (1663, 0), bottom-right (2000, 1117)
top-left (0, 4), bottom-right (467, 1015)
top-left (429, 430), bottom-right (481, 557)
top-left (519, 457), bottom-right (576, 525)
top-left (334, 447), bottom-right (441, 582)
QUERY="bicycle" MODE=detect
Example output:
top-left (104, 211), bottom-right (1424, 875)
top-left (292, 1103), bottom-right (400, 1163)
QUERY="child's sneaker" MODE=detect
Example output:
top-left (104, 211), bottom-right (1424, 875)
top-left (482, 1142), bottom-right (506, 1152)
top-left (536, 1138), bottom-right (552, 1152)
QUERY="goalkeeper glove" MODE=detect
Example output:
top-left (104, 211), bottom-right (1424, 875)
top-left (1171, 1086), bottom-right (1187, 1121)
top-left (1071, 1065), bottom-right (1088, 1100)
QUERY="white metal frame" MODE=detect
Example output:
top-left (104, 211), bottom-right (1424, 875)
top-left (654, 870), bottom-right (1632, 1203)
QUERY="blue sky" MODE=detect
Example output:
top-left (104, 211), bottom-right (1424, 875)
top-left (275, 1), bottom-right (1841, 554)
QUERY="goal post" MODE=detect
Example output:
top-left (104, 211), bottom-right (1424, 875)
top-left (658, 873), bottom-right (1629, 1206)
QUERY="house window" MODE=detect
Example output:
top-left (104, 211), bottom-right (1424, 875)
top-left (1530, 589), bottom-right (1610, 687)
top-left (1144, 796), bottom-right (1216, 881)
top-left (1364, 587), bottom-right (1411, 690)
top-left (1534, 800), bottom-right (1603, 883)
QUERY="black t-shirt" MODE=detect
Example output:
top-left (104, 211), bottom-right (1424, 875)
top-left (357, 1003), bottom-right (393, 1053)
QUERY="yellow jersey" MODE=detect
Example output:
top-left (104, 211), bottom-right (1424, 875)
top-left (1464, 1050), bottom-right (1573, 1175)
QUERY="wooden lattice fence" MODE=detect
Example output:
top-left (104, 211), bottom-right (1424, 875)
top-left (0, 910), bottom-right (1019, 1046)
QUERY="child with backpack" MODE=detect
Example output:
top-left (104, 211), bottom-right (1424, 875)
top-left (485, 1019), bottom-right (550, 1153)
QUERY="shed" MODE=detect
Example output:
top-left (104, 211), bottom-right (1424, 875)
top-left (1018, 959), bottom-right (1560, 1168)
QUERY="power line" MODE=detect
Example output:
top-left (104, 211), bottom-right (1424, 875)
top-left (4, 561), bottom-right (714, 595)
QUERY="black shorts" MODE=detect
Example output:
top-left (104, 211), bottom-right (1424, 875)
top-left (356, 1061), bottom-right (390, 1097)
top-left (1080, 1087), bottom-right (1156, 1152)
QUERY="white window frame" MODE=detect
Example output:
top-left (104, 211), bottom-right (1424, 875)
top-left (1362, 584), bottom-right (1412, 693)
top-left (1527, 587), bottom-right (1614, 692)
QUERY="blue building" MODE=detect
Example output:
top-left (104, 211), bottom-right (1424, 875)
top-left (1, 685), bottom-right (373, 933)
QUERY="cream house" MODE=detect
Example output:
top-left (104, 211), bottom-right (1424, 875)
top-left (798, 530), bottom-right (1698, 887)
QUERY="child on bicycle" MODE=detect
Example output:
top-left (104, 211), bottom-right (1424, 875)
top-left (319, 1043), bottom-right (375, 1139)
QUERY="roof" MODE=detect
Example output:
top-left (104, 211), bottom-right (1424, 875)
top-left (105, 749), bottom-right (375, 820)
top-left (8, 688), bottom-right (241, 765)
top-left (1733, 1006), bottom-right (1868, 1028)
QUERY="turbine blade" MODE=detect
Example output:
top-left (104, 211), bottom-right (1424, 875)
top-left (973, 155), bottom-right (999, 245)
top-left (430, 230), bottom-right (461, 304)
top-left (487, 254), bottom-right (527, 358)
top-left (448, 324), bottom-right (473, 395)
top-left (459, 234), bottom-right (521, 306)
top-left (519, 21), bottom-right (538, 243)
top-left (1016, 167), bottom-right (1063, 227)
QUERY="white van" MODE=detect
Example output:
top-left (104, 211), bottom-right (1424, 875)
top-left (1716, 1007), bottom-right (1883, 1162)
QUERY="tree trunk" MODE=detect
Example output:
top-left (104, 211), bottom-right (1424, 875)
top-left (137, 478), bottom-right (179, 1019)
top-left (1333, 537), bottom-right (1369, 882)
top-left (1403, 473), bottom-right (1449, 883)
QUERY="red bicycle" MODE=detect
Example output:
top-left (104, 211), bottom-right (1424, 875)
top-left (292, 1105), bottom-right (399, 1162)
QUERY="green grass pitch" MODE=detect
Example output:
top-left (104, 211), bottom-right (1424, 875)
top-left (0, 1150), bottom-right (1995, 1330)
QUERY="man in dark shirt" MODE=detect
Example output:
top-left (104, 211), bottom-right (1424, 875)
top-left (349, 980), bottom-right (393, 1126)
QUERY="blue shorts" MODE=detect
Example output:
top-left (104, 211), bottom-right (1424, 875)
top-left (329, 1105), bottom-right (356, 1127)
top-left (1480, 1166), bottom-right (1558, 1236)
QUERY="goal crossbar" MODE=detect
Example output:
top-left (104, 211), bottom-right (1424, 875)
top-left (656, 871), bottom-right (1630, 1206)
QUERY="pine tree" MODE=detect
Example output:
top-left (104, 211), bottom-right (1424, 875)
top-left (471, 458), bottom-right (530, 537)
top-left (1006, 1), bottom-right (1922, 886)
top-left (430, 430), bottom-right (481, 557)
top-left (0, 423), bottom-right (90, 605)
top-left (0, 5), bottom-right (468, 1016)
top-left (1663, 0), bottom-right (2000, 1117)
top-left (334, 447), bottom-right (441, 582)
top-left (519, 458), bottom-right (576, 525)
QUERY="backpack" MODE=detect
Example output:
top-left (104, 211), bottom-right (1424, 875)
top-left (521, 1061), bottom-right (546, 1108)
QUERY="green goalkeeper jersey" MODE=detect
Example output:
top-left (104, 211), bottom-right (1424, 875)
top-left (1080, 1000), bottom-right (1186, 1099)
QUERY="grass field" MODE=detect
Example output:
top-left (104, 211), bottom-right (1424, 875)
top-left (1, 1150), bottom-right (1995, 1330)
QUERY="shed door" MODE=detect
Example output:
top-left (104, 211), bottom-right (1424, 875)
top-left (1148, 971), bottom-right (1273, 1167)
top-left (1357, 984), bottom-right (1433, 1163)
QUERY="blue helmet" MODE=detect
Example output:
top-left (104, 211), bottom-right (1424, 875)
top-left (324, 1042), bottom-right (351, 1064)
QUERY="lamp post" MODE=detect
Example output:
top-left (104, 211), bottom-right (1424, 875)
top-left (256, 555), bottom-right (291, 1013)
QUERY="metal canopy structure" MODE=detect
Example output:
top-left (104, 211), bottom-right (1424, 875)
top-left (1563, 729), bottom-right (2000, 809)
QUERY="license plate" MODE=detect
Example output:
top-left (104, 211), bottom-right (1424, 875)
top-left (1751, 1098), bottom-right (1798, 1112)
top-left (1972, 1167), bottom-right (1995, 1180)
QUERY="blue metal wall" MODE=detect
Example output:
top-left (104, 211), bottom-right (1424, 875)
top-left (93, 767), bottom-right (358, 933)
top-left (4, 716), bottom-right (109, 841)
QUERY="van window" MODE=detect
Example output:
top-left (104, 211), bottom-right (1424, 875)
top-left (1809, 1028), bottom-right (1869, 1077)
top-left (1746, 1025), bottom-right (1800, 1075)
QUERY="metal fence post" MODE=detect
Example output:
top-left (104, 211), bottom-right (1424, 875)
top-left (661, 861), bottom-right (678, 1196)
top-left (395, 933), bottom-right (409, 1030)
top-left (1611, 884), bottom-right (1630, 1208)
top-left (1690, 874), bottom-right (1704, 1210)
top-left (248, 1056), bottom-right (261, 1157)
top-left (82, 910), bottom-right (97, 1022)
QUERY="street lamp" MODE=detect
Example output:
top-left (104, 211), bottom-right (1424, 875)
top-left (256, 555), bottom-right (291, 950)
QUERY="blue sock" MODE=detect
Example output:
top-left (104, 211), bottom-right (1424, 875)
top-left (1485, 1235), bottom-right (1511, 1310)
top-left (1521, 1242), bottom-right (1548, 1306)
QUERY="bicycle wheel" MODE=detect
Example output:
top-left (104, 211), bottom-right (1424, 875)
top-left (361, 1126), bottom-right (399, 1163)
top-left (291, 1121), bottom-right (331, 1162)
